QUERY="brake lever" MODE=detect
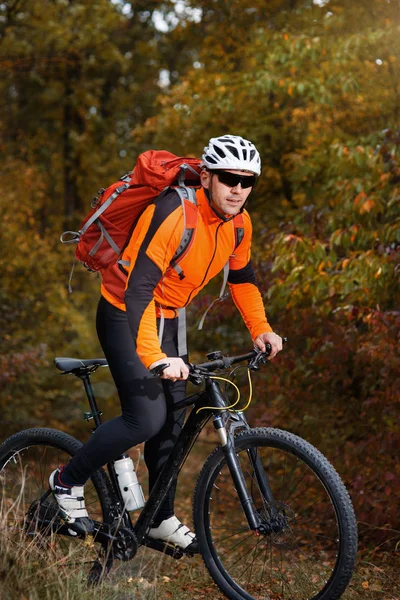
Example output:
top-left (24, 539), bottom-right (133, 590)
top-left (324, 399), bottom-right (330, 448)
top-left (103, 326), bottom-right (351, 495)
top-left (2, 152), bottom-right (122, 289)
top-left (248, 337), bottom-right (288, 370)
top-left (149, 363), bottom-right (170, 377)
top-left (248, 352), bottom-right (268, 371)
top-left (188, 364), bottom-right (210, 386)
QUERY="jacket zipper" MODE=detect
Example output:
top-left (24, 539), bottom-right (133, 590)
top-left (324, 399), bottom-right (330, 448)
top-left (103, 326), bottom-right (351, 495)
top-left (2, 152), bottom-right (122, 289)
top-left (183, 222), bottom-right (223, 308)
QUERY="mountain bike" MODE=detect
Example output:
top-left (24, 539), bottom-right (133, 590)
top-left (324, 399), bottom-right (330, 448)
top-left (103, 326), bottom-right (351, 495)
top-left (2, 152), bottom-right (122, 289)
top-left (0, 347), bottom-right (357, 600)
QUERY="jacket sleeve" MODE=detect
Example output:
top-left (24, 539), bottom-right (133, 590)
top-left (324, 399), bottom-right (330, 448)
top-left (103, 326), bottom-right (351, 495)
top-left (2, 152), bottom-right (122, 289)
top-left (124, 191), bottom-right (184, 368)
top-left (228, 211), bottom-right (273, 339)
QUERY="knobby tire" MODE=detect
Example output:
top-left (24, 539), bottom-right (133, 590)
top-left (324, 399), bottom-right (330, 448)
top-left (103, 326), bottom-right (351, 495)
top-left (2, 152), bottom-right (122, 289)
top-left (193, 427), bottom-right (357, 600)
top-left (0, 428), bottom-right (114, 585)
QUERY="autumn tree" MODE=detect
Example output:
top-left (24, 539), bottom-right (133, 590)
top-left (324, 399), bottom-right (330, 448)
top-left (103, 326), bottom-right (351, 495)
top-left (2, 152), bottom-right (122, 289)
top-left (0, 0), bottom-right (178, 434)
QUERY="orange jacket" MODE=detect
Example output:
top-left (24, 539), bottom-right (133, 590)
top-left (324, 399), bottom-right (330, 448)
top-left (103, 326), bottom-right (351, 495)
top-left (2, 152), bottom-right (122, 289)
top-left (101, 187), bottom-right (272, 368)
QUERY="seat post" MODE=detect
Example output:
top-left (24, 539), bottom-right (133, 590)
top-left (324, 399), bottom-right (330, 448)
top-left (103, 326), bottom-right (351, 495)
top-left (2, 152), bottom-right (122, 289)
top-left (79, 371), bottom-right (103, 428)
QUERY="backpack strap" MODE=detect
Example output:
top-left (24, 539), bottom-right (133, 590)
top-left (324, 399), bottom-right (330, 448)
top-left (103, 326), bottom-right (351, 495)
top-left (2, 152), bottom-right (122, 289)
top-left (178, 163), bottom-right (201, 186)
top-left (169, 186), bottom-right (198, 280)
top-left (79, 183), bottom-right (131, 240)
top-left (117, 186), bottom-right (198, 279)
top-left (177, 307), bottom-right (187, 357)
top-left (120, 172), bottom-right (134, 182)
top-left (157, 186), bottom-right (197, 348)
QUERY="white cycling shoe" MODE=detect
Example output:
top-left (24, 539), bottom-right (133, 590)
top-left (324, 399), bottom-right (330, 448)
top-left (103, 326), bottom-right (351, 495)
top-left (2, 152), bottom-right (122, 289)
top-left (148, 516), bottom-right (199, 553)
top-left (49, 468), bottom-right (95, 536)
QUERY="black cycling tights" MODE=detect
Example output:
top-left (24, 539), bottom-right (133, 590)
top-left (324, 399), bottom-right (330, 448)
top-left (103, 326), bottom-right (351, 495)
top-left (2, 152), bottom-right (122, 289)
top-left (63, 296), bottom-right (187, 524)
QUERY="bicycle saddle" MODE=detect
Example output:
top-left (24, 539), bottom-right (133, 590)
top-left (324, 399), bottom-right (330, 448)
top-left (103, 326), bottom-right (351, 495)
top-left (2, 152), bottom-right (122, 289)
top-left (54, 357), bottom-right (108, 374)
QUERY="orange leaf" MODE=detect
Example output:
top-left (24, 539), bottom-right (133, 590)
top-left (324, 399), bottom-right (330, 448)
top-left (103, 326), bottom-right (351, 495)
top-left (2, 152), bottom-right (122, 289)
top-left (354, 191), bottom-right (367, 207)
top-left (360, 198), bottom-right (375, 213)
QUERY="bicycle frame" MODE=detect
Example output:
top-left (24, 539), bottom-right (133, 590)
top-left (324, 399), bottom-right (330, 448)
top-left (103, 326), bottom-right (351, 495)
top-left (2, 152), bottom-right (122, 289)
top-left (78, 366), bottom-right (275, 547)
top-left (1, 344), bottom-right (358, 600)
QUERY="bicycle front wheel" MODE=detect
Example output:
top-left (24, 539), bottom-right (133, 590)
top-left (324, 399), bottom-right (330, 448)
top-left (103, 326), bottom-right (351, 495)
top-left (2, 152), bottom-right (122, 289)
top-left (0, 428), bottom-right (114, 583)
top-left (194, 427), bottom-right (357, 600)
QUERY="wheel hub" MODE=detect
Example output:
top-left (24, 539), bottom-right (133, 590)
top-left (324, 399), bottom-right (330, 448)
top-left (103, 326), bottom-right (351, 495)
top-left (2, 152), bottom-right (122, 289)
top-left (256, 502), bottom-right (295, 536)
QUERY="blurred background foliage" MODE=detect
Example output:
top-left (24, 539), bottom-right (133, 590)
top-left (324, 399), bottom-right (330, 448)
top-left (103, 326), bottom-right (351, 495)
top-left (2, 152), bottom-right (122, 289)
top-left (0, 0), bottom-right (399, 553)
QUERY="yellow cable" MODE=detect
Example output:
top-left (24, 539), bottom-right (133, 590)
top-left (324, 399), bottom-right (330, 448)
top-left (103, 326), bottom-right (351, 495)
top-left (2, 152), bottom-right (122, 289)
top-left (237, 369), bottom-right (253, 412)
top-left (196, 371), bottom-right (254, 414)
top-left (196, 376), bottom-right (241, 413)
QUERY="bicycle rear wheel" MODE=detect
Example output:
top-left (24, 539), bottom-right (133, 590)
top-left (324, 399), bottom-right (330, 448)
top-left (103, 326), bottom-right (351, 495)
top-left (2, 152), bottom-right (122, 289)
top-left (194, 427), bottom-right (357, 600)
top-left (0, 428), bottom-right (114, 583)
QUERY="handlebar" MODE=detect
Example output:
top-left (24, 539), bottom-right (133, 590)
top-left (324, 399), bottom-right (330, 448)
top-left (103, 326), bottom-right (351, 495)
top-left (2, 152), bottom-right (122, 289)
top-left (194, 348), bottom-right (262, 372)
top-left (187, 348), bottom-right (266, 385)
top-left (150, 338), bottom-right (287, 384)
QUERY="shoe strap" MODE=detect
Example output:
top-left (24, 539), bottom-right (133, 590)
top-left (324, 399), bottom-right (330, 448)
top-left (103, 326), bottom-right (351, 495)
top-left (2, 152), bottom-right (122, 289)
top-left (176, 523), bottom-right (195, 539)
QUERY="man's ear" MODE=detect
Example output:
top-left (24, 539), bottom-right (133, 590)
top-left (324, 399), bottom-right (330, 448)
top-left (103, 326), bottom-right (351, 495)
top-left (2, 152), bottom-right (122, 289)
top-left (200, 169), bottom-right (211, 189)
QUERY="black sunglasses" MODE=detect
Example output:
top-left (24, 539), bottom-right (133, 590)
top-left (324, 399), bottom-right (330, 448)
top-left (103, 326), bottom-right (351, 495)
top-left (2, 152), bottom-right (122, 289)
top-left (213, 170), bottom-right (257, 189)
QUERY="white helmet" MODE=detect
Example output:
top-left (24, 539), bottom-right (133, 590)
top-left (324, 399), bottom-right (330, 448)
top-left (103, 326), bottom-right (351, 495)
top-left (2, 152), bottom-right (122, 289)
top-left (201, 135), bottom-right (261, 176)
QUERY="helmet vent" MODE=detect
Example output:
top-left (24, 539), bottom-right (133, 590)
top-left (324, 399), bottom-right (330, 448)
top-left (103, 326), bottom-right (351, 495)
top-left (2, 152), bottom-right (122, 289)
top-left (226, 144), bottom-right (239, 158)
top-left (215, 146), bottom-right (226, 158)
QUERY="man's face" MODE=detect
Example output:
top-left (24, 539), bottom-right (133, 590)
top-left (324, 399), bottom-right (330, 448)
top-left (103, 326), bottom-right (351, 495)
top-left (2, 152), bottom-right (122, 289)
top-left (200, 169), bottom-right (255, 217)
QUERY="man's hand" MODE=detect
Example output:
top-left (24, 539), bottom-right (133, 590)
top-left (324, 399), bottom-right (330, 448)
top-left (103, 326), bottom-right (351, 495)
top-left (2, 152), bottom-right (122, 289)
top-left (149, 357), bottom-right (189, 381)
top-left (253, 332), bottom-right (283, 360)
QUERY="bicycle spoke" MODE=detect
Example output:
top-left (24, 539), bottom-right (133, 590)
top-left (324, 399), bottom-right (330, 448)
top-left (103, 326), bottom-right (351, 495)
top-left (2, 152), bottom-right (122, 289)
top-left (203, 435), bottom-right (348, 600)
top-left (237, 535), bottom-right (263, 581)
top-left (217, 531), bottom-right (256, 559)
top-left (213, 481), bottom-right (241, 504)
top-left (0, 441), bottom-right (108, 581)
top-left (212, 529), bottom-right (249, 544)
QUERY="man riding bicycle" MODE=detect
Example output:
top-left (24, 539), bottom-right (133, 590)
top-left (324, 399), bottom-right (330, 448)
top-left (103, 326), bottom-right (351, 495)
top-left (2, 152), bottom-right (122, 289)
top-left (49, 134), bottom-right (283, 552)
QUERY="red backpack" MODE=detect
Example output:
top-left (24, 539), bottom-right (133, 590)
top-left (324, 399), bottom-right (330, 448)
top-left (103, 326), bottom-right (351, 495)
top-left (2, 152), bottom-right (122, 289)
top-left (61, 149), bottom-right (245, 304)
top-left (61, 150), bottom-right (202, 276)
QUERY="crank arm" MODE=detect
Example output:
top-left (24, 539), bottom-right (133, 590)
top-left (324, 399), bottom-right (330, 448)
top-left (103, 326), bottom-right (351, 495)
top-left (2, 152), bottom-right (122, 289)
top-left (26, 518), bottom-right (116, 542)
top-left (141, 536), bottom-right (185, 559)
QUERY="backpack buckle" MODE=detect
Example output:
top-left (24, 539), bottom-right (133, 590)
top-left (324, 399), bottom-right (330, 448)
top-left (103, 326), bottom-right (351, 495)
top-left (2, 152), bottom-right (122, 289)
top-left (91, 188), bottom-right (105, 208)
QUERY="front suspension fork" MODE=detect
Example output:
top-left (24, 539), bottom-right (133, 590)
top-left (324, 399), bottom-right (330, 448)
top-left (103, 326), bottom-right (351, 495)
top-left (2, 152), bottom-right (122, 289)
top-left (213, 416), bottom-right (276, 531)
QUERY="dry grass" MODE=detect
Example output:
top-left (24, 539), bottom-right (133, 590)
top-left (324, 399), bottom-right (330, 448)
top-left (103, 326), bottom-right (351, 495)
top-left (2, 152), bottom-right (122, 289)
top-left (0, 434), bottom-right (399, 599)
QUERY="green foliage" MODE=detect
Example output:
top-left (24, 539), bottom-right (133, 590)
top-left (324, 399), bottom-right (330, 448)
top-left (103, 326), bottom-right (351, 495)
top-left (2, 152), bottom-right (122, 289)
top-left (0, 0), bottom-right (179, 436)
top-left (0, 0), bottom-right (171, 220)
top-left (0, 156), bottom-right (101, 435)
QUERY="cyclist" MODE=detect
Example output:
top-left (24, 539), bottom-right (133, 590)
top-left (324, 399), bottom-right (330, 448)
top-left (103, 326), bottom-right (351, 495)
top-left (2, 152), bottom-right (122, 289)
top-left (49, 134), bottom-right (283, 551)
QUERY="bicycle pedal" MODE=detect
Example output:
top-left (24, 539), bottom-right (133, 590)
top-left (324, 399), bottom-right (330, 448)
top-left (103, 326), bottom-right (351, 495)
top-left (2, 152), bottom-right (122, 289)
top-left (179, 547), bottom-right (195, 557)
